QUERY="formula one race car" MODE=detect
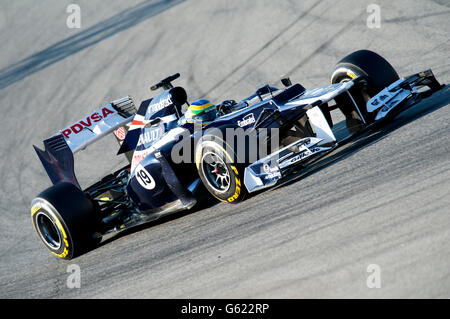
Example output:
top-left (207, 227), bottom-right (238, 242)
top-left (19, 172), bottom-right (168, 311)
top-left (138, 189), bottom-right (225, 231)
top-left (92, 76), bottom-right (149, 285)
top-left (31, 50), bottom-right (443, 259)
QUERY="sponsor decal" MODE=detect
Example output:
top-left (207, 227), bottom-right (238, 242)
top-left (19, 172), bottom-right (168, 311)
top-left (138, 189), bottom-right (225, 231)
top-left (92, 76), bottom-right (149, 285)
top-left (280, 147), bottom-right (322, 168)
top-left (263, 163), bottom-right (272, 173)
top-left (237, 113), bottom-right (256, 127)
top-left (262, 163), bottom-right (281, 180)
top-left (137, 125), bottom-right (164, 147)
top-left (62, 106), bottom-right (115, 138)
top-left (114, 127), bottom-right (126, 142)
top-left (132, 149), bottom-right (151, 168)
top-left (262, 163), bottom-right (279, 174)
top-left (150, 96), bottom-right (172, 114)
top-left (264, 172), bottom-right (281, 180)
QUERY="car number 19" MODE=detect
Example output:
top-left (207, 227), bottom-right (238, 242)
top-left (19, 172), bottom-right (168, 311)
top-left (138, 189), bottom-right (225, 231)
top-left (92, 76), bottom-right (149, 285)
top-left (135, 164), bottom-right (156, 190)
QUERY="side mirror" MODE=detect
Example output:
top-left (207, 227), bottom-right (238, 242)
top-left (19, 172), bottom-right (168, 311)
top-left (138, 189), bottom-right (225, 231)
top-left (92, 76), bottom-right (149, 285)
top-left (281, 76), bottom-right (292, 87)
top-left (256, 84), bottom-right (278, 101)
top-left (169, 86), bottom-right (188, 106)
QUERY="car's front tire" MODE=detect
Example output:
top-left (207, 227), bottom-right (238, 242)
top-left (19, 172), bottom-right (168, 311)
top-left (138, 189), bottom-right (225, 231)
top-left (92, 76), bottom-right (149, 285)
top-left (331, 50), bottom-right (400, 128)
top-left (196, 139), bottom-right (246, 204)
top-left (331, 49), bottom-right (399, 94)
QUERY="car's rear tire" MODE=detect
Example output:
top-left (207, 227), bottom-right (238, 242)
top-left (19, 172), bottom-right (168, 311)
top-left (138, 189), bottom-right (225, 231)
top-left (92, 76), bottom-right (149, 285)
top-left (196, 139), bottom-right (247, 204)
top-left (31, 182), bottom-right (99, 260)
top-left (331, 49), bottom-right (399, 93)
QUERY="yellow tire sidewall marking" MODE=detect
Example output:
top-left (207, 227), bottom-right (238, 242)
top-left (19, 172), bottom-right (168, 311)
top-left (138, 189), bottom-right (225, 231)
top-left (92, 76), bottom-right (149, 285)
top-left (227, 177), bottom-right (241, 203)
top-left (31, 200), bottom-right (70, 259)
top-left (347, 70), bottom-right (357, 79)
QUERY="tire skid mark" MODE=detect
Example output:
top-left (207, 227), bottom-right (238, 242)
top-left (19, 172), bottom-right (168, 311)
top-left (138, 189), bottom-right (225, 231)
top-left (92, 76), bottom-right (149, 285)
top-left (284, 10), bottom-right (365, 76)
top-left (200, 0), bottom-right (325, 98)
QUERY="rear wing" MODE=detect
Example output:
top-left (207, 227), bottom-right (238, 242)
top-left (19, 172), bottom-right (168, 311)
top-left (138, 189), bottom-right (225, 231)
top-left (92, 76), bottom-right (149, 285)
top-left (33, 96), bottom-right (136, 188)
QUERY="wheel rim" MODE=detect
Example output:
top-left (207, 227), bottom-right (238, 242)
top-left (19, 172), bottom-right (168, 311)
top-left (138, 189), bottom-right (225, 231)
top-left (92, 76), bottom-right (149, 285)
top-left (201, 151), bottom-right (231, 193)
top-left (36, 212), bottom-right (62, 250)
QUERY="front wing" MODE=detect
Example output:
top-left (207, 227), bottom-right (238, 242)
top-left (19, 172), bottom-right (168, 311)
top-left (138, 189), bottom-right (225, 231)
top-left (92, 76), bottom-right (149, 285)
top-left (244, 69), bottom-right (443, 193)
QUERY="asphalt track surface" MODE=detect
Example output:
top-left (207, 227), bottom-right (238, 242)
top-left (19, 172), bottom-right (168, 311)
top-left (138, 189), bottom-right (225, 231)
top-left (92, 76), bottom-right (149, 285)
top-left (0, 0), bottom-right (449, 298)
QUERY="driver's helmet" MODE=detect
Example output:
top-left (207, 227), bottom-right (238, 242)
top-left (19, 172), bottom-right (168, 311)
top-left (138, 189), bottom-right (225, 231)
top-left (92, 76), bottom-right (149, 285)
top-left (185, 99), bottom-right (217, 126)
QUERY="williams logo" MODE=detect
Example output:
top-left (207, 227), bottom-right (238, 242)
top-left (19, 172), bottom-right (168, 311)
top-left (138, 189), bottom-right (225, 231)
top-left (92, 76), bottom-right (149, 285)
top-left (237, 113), bottom-right (256, 127)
